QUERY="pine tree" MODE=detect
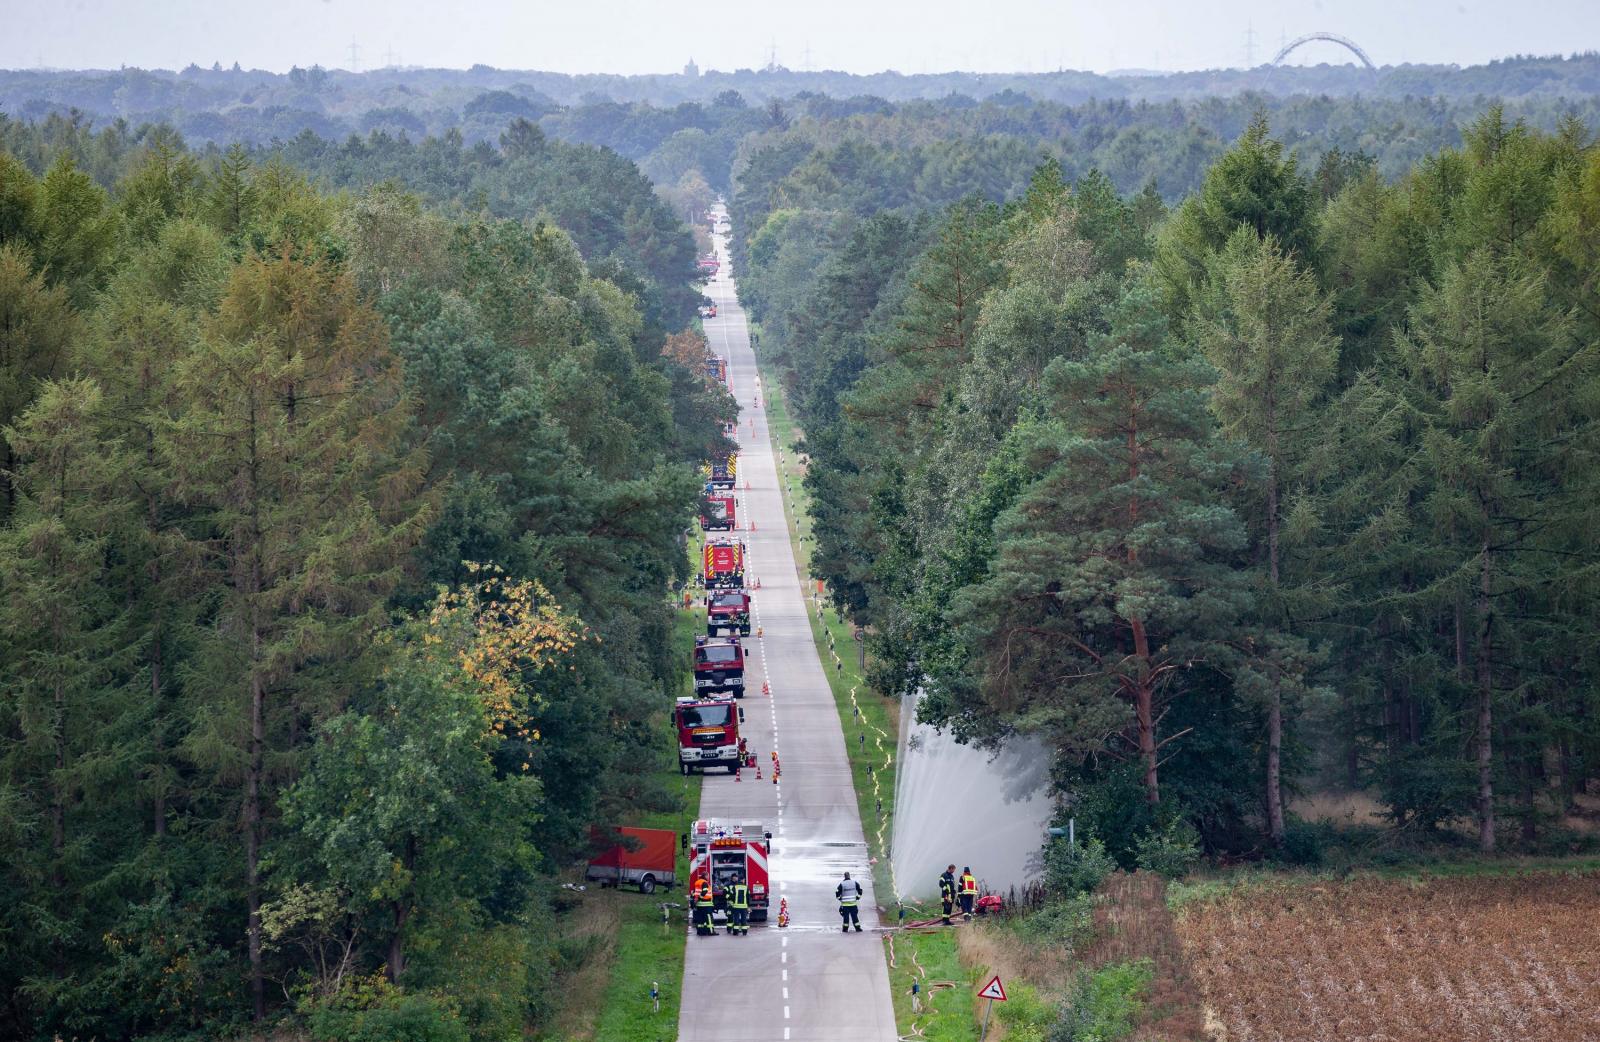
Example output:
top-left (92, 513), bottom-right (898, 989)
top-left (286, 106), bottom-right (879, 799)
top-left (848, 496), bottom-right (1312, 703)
top-left (953, 278), bottom-right (1257, 805)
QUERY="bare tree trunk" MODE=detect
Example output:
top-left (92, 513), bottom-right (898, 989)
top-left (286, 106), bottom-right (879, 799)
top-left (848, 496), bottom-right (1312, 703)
top-left (1130, 618), bottom-right (1159, 805)
top-left (149, 480), bottom-right (166, 838)
top-left (247, 659), bottom-right (265, 1021)
top-left (387, 902), bottom-right (408, 983)
top-left (52, 674), bottom-right (65, 892)
top-left (1125, 394), bottom-right (1158, 806)
top-left (1266, 695), bottom-right (1284, 841)
top-left (1520, 737), bottom-right (1538, 845)
top-left (386, 836), bottom-right (416, 983)
top-left (1263, 431), bottom-right (1285, 845)
top-left (1476, 540), bottom-right (1495, 854)
top-left (246, 400), bottom-right (267, 1023)
top-left (1345, 689), bottom-right (1360, 789)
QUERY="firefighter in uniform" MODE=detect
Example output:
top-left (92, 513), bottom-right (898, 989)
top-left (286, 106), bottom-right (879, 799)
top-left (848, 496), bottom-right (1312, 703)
top-left (693, 879), bottom-right (717, 936)
top-left (728, 880), bottom-right (750, 936)
top-left (836, 871), bottom-right (863, 932)
top-left (959, 867), bottom-right (978, 920)
top-left (939, 865), bottom-right (957, 925)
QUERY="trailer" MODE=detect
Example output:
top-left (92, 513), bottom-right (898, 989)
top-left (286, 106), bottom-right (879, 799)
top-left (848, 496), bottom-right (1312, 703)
top-left (585, 826), bottom-right (678, 894)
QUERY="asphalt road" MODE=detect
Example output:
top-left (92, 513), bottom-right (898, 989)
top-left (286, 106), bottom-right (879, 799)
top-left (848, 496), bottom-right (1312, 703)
top-left (677, 207), bottom-right (899, 1042)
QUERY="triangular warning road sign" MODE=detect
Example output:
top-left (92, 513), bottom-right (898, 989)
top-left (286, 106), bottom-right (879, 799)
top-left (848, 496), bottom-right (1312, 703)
top-left (978, 975), bottom-right (1007, 1002)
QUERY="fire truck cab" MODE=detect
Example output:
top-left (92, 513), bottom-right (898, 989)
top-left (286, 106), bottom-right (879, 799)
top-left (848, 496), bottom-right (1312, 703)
top-left (693, 634), bottom-right (745, 696)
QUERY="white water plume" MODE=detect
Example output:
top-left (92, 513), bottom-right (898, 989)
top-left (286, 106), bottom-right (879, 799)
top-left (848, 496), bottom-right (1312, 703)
top-left (890, 690), bottom-right (1056, 902)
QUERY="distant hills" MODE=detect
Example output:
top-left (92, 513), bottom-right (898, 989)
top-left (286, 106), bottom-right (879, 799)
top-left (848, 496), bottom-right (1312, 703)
top-left (2, 52), bottom-right (1598, 148)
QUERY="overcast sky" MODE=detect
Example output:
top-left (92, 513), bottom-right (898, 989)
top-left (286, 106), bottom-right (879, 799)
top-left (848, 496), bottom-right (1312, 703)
top-left (2, 0), bottom-right (1595, 75)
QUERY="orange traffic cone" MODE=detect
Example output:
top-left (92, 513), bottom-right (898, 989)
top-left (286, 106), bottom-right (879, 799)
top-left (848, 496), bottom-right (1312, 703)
top-left (762, 681), bottom-right (771, 696)
top-left (755, 763), bottom-right (762, 779)
top-left (735, 767), bottom-right (741, 782)
top-left (778, 898), bottom-right (790, 927)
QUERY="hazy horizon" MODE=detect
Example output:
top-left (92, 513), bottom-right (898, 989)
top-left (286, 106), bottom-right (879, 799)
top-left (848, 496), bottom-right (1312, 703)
top-left (3, 0), bottom-right (1596, 78)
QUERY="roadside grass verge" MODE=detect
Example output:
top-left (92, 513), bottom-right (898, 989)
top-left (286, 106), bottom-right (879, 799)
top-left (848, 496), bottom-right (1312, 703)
top-left (884, 927), bottom-right (977, 1042)
top-left (563, 601), bottom-right (702, 1042)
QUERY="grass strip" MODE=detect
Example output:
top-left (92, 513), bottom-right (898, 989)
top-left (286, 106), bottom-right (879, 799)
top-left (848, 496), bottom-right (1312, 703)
top-left (586, 601), bottom-right (704, 1041)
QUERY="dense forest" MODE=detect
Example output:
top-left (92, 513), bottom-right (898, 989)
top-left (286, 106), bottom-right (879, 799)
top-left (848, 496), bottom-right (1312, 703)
top-left (7, 54), bottom-right (1600, 209)
top-left (6, 44), bottom-right (1600, 1042)
top-left (740, 109), bottom-right (1600, 865)
top-left (0, 127), bottom-right (732, 1040)
top-left (6, 52), bottom-right (1600, 135)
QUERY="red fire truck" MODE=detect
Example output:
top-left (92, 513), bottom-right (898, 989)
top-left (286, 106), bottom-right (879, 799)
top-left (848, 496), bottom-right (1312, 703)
top-left (673, 696), bottom-right (743, 775)
top-left (700, 491), bottom-right (736, 531)
top-left (688, 818), bottom-right (774, 923)
top-left (702, 540), bottom-right (745, 588)
top-left (707, 455), bottom-right (737, 489)
top-left (693, 634), bottom-right (745, 696)
top-left (707, 588), bottom-right (751, 636)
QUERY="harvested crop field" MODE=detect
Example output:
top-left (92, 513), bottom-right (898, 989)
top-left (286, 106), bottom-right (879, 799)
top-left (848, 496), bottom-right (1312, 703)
top-left (1176, 871), bottom-right (1600, 1042)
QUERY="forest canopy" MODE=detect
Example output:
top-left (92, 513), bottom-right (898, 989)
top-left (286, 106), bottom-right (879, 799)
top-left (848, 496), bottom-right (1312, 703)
top-left (740, 111), bottom-right (1600, 866)
top-left (0, 128), bottom-right (732, 1040)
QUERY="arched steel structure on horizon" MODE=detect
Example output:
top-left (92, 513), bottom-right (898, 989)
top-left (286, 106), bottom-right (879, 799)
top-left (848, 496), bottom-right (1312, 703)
top-left (1272, 32), bottom-right (1377, 71)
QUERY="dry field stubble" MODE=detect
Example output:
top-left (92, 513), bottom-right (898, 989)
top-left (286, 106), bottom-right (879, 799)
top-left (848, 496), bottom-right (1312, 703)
top-left (1176, 871), bottom-right (1600, 1042)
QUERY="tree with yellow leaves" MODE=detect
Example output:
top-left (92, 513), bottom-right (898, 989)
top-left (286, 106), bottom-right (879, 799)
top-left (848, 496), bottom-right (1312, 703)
top-left (283, 567), bottom-right (583, 995)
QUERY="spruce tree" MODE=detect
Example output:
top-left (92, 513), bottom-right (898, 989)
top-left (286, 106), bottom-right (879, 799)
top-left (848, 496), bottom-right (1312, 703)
top-left (162, 252), bottom-right (428, 1019)
top-left (1195, 228), bottom-right (1337, 843)
top-left (1396, 250), bottom-right (1597, 851)
top-left (0, 378), bottom-right (135, 1007)
top-left (0, 244), bottom-right (79, 520)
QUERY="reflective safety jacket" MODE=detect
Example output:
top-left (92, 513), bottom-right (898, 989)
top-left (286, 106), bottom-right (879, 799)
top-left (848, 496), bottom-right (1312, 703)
top-left (729, 883), bottom-right (749, 910)
top-left (938, 872), bottom-right (956, 899)
top-left (695, 885), bottom-right (715, 907)
top-left (836, 879), bottom-right (862, 906)
top-left (959, 873), bottom-right (977, 896)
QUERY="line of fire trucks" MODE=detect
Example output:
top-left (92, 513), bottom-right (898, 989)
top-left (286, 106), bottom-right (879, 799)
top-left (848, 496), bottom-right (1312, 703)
top-left (589, 248), bottom-right (777, 931)
top-left (672, 361), bottom-right (775, 931)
